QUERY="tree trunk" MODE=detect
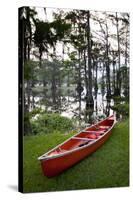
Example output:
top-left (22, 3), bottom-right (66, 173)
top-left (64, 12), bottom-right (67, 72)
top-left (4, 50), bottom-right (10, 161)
top-left (58, 68), bottom-right (62, 112)
top-left (124, 27), bottom-right (129, 97)
top-left (116, 12), bottom-right (121, 95)
top-left (78, 50), bottom-right (82, 120)
top-left (125, 27), bottom-right (128, 66)
top-left (51, 75), bottom-right (57, 109)
top-left (84, 49), bottom-right (88, 93)
top-left (23, 7), bottom-right (32, 135)
top-left (94, 59), bottom-right (98, 98)
top-left (101, 63), bottom-right (105, 97)
top-left (86, 11), bottom-right (94, 109)
top-left (105, 23), bottom-right (111, 98)
top-left (112, 60), bottom-right (116, 95)
top-left (67, 68), bottom-right (70, 103)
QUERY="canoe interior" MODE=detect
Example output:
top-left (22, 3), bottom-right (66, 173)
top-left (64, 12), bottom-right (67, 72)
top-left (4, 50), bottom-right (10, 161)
top-left (47, 117), bottom-right (114, 157)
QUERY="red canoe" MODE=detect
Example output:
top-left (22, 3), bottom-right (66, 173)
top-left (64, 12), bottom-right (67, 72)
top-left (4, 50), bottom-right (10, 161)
top-left (38, 115), bottom-right (116, 177)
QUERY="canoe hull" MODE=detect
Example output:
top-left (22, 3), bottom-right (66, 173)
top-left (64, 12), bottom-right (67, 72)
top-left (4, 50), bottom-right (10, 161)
top-left (40, 129), bottom-right (112, 177)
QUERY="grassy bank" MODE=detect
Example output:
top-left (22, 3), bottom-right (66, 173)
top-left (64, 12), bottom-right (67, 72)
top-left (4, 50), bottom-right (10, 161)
top-left (23, 119), bottom-right (129, 193)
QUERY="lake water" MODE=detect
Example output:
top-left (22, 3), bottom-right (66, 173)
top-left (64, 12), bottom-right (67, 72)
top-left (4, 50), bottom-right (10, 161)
top-left (61, 93), bottom-right (114, 119)
top-left (32, 91), bottom-right (114, 127)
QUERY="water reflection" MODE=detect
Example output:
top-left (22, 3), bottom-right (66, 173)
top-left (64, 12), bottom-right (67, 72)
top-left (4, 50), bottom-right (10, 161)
top-left (61, 92), bottom-right (115, 125)
top-left (84, 95), bottom-right (114, 124)
top-left (33, 92), bottom-right (126, 125)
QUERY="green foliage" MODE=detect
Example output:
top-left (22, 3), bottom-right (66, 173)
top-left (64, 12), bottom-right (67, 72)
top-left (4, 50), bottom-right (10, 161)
top-left (111, 103), bottom-right (129, 116)
top-left (110, 96), bottom-right (129, 117)
top-left (24, 109), bottom-right (33, 135)
top-left (24, 60), bottom-right (38, 80)
top-left (31, 113), bottom-right (74, 135)
top-left (34, 21), bottom-right (55, 52)
top-left (34, 19), bottom-right (71, 53)
top-left (112, 96), bottom-right (128, 102)
top-left (51, 19), bottom-right (71, 40)
top-left (30, 108), bottom-right (44, 117)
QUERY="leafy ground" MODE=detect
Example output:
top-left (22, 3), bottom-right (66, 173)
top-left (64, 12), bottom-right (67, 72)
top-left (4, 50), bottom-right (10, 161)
top-left (23, 119), bottom-right (129, 193)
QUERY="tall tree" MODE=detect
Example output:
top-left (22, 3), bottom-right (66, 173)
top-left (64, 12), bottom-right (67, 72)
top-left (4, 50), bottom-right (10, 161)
top-left (86, 11), bottom-right (94, 109)
top-left (20, 7), bottom-right (37, 135)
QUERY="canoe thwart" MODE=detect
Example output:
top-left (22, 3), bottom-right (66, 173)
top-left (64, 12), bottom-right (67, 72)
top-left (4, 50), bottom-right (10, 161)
top-left (72, 136), bottom-right (95, 141)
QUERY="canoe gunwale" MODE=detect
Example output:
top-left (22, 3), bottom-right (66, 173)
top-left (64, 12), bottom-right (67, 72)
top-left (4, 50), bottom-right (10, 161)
top-left (38, 115), bottom-right (116, 161)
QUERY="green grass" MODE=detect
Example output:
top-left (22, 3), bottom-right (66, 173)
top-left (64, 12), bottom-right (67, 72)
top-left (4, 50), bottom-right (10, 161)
top-left (23, 119), bottom-right (129, 193)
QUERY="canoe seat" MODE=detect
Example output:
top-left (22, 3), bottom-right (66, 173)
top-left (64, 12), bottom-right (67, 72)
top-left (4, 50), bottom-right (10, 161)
top-left (108, 117), bottom-right (114, 120)
top-left (73, 136), bottom-right (95, 141)
top-left (98, 126), bottom-right (110, 129)
top-left (81, 133), bottom-right (97, 139)
top-left (84, 130), bottom-right (104, 133)
top-left (83, 130), bottom-right (104, 137)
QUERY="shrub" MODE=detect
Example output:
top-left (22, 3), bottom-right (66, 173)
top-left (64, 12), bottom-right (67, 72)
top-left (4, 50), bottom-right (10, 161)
top-left (110, 103), bottom-right (129, 117)
top-left (30, 113), bottom-right (74, 135)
